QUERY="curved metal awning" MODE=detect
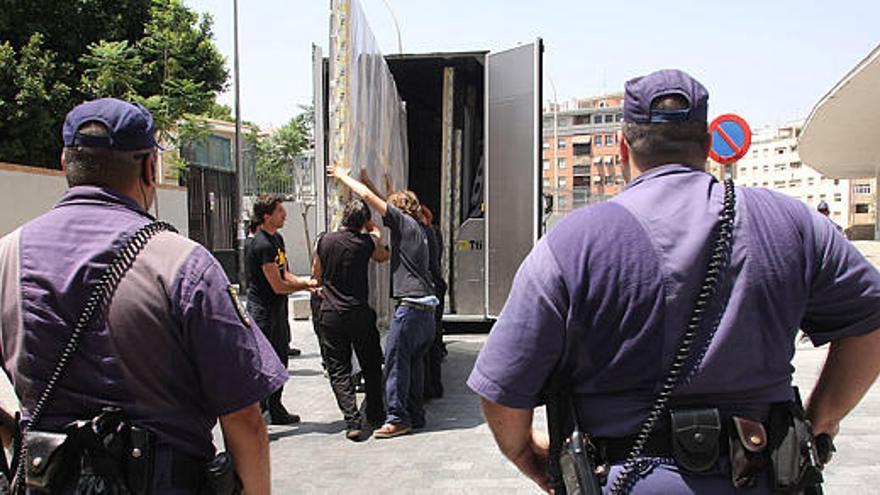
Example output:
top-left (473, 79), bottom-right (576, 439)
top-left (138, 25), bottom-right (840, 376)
top-left (800, 43), bottom-right (880, 178)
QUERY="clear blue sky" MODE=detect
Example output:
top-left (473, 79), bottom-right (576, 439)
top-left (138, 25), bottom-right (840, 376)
top-left (185, 0), bottom-right (879, 130)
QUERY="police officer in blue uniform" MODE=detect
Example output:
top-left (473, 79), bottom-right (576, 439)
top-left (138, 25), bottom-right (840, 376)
top-left (468, 70), bottom-right (880, 493)
top-left (0, 99), bottom-right (288, 493)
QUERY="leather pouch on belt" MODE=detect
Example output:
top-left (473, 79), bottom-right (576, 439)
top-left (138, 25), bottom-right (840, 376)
top-left (24, 430), bottom-right (73, 493)
top-left (729, 416), bottom-right (769, 488)
top-left (671, 408), bottom-right (721, 473)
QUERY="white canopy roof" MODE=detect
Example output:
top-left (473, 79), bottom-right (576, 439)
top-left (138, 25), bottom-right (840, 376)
top-left (799, 44), bottom-right (880, 178)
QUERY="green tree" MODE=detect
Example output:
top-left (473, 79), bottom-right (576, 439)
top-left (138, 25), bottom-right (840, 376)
top-left (79, 40), bottom-right (143, 99)
top-left (0, 0), bottom-right (229, 168)
top-left (254, 107), bottom-right (313, 193)
top-left (0, 34), bottom-right (71, 166)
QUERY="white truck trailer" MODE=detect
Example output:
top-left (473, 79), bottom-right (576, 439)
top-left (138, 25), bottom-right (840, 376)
top-left (313, 0), bottom-right (543, 328)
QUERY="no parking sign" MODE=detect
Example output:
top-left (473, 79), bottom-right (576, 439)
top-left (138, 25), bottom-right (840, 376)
top-left (709, 114), bottom-right (751, 164)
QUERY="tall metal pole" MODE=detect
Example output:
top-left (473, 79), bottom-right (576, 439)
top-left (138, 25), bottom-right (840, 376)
top-left (233, 0), bottom-right (246, 289)
top-left (549, 75), bottom-right (559, 215)
top-left (381, 0), bottom-right (403, 53)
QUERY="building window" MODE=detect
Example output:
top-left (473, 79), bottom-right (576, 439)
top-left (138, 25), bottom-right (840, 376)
top-left (558, 139), bottom-right (567, 148)
top-left (543, 178), bottom-right (550, 188)
top-left (604, 175), bottom-right (613, 185)
top-left (806, 195), bottom-right (813, 202)
top-left (790, 161), bottom-right (801, 169)
top-left (774, 163), bottom-right (786, 171)
top-left (615, 155), bottom-right (621, 164)
top-left (542, 160), bottom-right (550, 170)
top-left (594, 135), bottom-right (602, 146)
top-left (774, 180), bottom-right (786, 189)
top-left (789, 179), bottom-right (801, 188)
top-left (833, 178), bottom-right (840, 185)
top-left (807, 178), bottom-right (814, 186)
top-left (604, 114), bottom-right (614, 123)
top-left (855, 184), bottom-right (872, 194)
top-left (820, 194), bottom-right (827, 200)
top-left (543, 141), bottom-right (550, 149)
top-left (615, 174), bottom-right (624, 184)
top-left (762, 165), bottom-right (769, 172)
top-left (739, 166), bottom-right (748, 175)
top-left (593, 115), bottom-right (603, 124)
top-left (605, 135), bottom-right (614, 146)
top-left (558, 177), bottom-right (567, 188)
top-left (558, 196), bottom-right (568, 209)
top-left (598, 101), bottom-right (607, 108)
top-left (834, 193), bottom-right (842, 202)
top-left (616, 113), bottom-right (623, 122)
top-left (776, 148), bottom-right (785, 155)
top-left (558, 158), bottom-right (567, 169)
top-left (856, 203), bottom-right (870, 214)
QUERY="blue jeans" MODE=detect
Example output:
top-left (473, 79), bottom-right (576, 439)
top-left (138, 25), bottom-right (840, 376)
top-left (384, 304), bottom-right (435, 426)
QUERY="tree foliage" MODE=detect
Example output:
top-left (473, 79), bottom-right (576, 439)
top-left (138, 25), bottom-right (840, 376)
top-left (254, 107), bottom-right (314, 194)
top-left (0, 0), bottom-right (228, 168)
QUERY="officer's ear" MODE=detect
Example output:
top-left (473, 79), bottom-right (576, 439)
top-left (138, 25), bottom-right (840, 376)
top-left (140, 150), bottom-right (156, 186)
top-left (619, 131), bottom-right (630, 166)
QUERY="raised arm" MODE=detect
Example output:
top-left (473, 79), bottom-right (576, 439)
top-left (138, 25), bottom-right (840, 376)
top-left (366, 220), bottom-right (390, 263)
top-left (328, 163), bottom-right (388, 217)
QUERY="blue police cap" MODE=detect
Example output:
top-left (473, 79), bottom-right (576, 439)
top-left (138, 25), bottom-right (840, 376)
top-left (62, 98), bottom-right (157, 151)
top-left (624, 69), bottom-right (709, 124)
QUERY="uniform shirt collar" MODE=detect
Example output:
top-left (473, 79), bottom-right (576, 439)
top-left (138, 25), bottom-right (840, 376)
top-left (54, 185), bottom-right (156, 220)
top-left (623, 163), bottom-right (713, 192)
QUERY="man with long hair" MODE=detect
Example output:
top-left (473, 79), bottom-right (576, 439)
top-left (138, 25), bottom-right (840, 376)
top-left (328, 166), bottom-right (438, 438)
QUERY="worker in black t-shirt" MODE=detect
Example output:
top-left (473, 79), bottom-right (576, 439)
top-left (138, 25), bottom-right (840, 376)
top-left (247, 194), bottom-right (316, 425)
top-left (328, 165), bottom-right (438, 439)
top-left (313, 199), bottom-right (390, 440)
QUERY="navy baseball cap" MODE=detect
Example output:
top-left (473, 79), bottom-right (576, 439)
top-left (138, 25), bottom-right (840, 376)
top-left (624, 69), bottom-right (709, 124)
top-left (62, 98), bottom-right (157, 151)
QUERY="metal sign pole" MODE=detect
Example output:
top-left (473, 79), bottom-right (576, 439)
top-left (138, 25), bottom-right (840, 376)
top-left (233, 0), bottom-right (246, 289)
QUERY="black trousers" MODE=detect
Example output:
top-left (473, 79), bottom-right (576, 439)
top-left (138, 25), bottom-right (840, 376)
top-left (248, 298), bottom-right (290, 415)
top-left (319, 306), bottom-right (385, 429)
top-left (424, 299), bottom-right (445, 399)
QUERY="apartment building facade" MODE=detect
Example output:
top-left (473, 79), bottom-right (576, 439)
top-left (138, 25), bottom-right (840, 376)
top-left (542, 94), bottom-right (625, 215)
top-left (734, 122), bottom-right (866, 230)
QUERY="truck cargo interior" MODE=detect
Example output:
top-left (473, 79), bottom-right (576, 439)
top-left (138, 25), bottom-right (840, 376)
top-left (385, 53), bottom-right (486, 225)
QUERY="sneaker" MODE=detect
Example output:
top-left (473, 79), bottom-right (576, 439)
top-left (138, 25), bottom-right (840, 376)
top-left (346, 428), bottom-right (363, 441)
top-left (373, 423), bottom-right (412, 439)
top-left (270, 410), bottom-right (301, 425)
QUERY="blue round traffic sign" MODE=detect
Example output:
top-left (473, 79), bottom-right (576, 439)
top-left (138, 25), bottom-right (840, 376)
top-left (709, 114), bottom-right (751, 165)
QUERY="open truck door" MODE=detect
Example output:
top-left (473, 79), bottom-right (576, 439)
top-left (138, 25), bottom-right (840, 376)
top-left (486, 40), bottom-right (543, 318)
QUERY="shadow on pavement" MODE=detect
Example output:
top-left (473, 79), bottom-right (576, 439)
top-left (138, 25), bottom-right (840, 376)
top-left (419, 338), bottom-right (486, 433)
top-left (268, 420), bottom-right (347, 442)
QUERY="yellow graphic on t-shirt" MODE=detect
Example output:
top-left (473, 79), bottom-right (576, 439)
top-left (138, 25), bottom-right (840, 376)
top-left (275, 248), bottom-right (287, 270)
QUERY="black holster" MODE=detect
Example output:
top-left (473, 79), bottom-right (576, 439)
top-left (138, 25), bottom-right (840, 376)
top-left (546, 392), bottom-right (605, 495)
top-left (21, 408), bottom-right (156, 495)
top-left (202, 453), bottom-right (242, 495)
top-left (768, 390), bottom-right (824, 494)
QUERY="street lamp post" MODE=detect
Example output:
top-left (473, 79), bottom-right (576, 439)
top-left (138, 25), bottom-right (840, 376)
top-left (548, 75), bottom-right (559, 215)
top-left (233, 0), bottom-right (246, 289)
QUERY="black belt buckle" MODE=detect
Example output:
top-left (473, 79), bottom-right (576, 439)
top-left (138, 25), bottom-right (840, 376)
top-left (670, 408), bottom-right (721, 473)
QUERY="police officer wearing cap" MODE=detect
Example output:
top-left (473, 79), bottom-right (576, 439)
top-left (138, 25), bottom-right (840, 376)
top-left (0, 98), bottom-right (287, 493)
top-left (468, 70), bottom-right (880, 493)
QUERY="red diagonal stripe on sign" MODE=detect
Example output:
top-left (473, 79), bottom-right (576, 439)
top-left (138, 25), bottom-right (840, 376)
top-left (715, 126), bottom-right (741, 156)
